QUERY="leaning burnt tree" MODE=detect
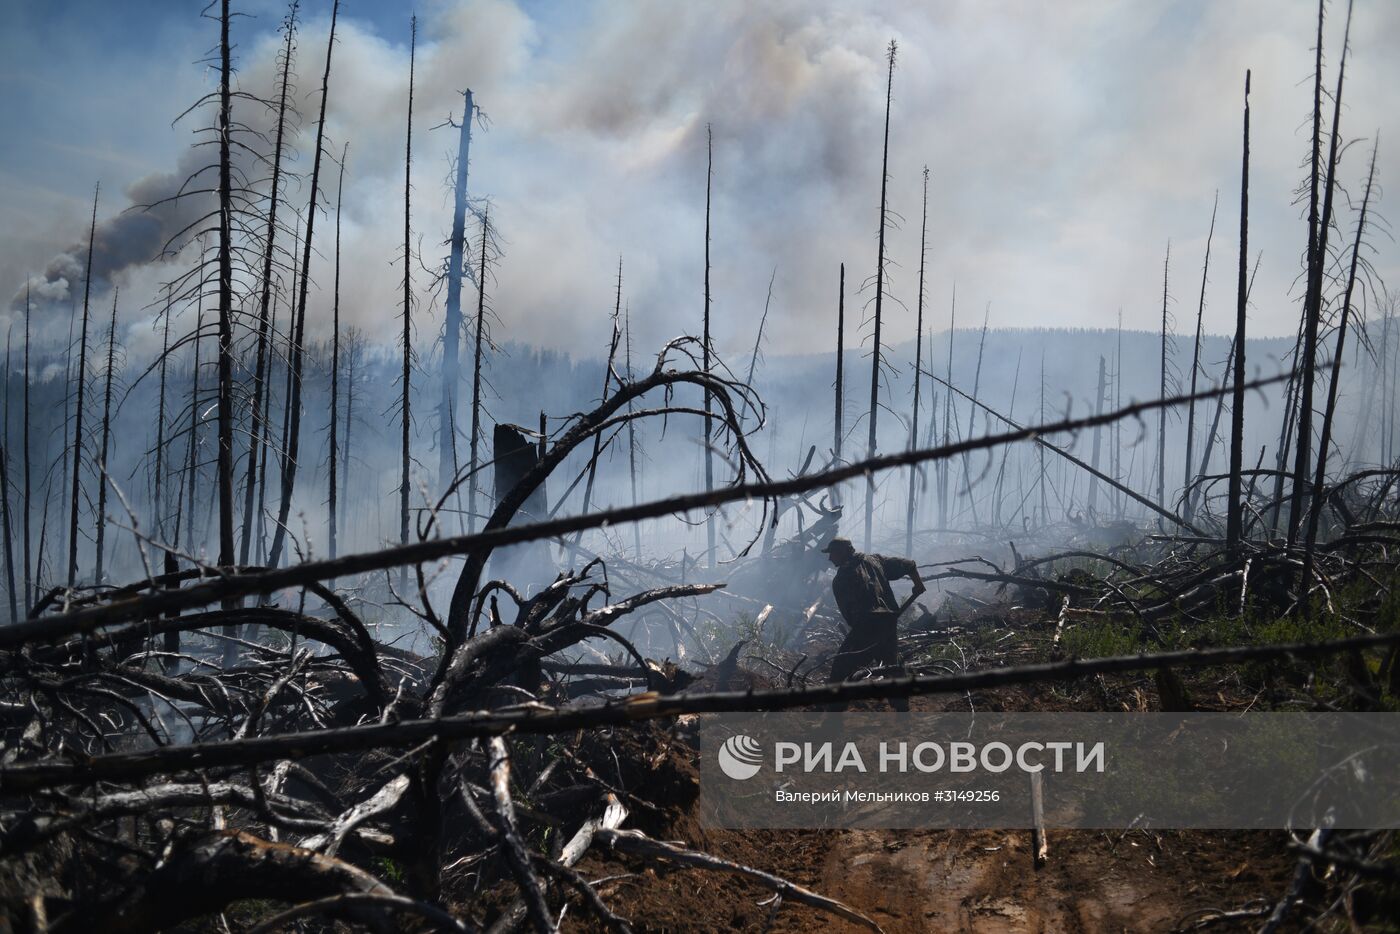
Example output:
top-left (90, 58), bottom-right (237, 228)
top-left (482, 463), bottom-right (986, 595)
top-left (863, 38), bottom-right (896, 551)
top-left (905, 166), bottom-right (929, 556)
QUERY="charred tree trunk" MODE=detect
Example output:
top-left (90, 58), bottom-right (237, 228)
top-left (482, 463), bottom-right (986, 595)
top-left (1288, 0), bottom-right (1350, 544)
top-left (570, 258), bottom-right (624, 559)
top-left (214, 0), bottom-right (236, 571)
top-left (399, 17), bottom-right (416, 589)
top-left (1113, 309), bottom-right (1123, 518)
top-left (267, 0), bottom-right (339, 570)
top-left (328, 144), bottom-right (346, 561)
top-left (702, 124), bottom-right (716, 569)
top-left (1303, 137), bottom-right (1376, 589)
top-left (59, 298), bottom-right (74, 575)
top-left (2, 332), bottom-right (16, 622)
top-left (182, 301), bottom-right (204, 553)
top-left (67, 185), bottom-right (98, 588)
top-left (905, 167), bottom-right (929, 557)
top-left (22, 286), bottom-right (32, 609)
top-left (467, 209), bottom-right (489, 535)
top-left (239, 4), bottom-right (297, 567)
top-left (1227, 71), bottom-right (1251, 552)
top-left (490, 424), bottom-right (553, 591)
top-left (259, 234), bottom-right (288, 565)
top-left (940, 288), bottom-right (955, 530)
top-left (1157, 242), bottom-right (1170, 517)
top-left (1183, 193), bottom-right (1217, 522)
top-left (1196, 255), bottom-right (1258, 520)
top-left (154, 293), bottom-right (171, 549)
top-left (1087, 355), bottom-right (1107, 515)
top-left (94, 289), bottom-right (118, 582)
top-left (342, 330), bottom-right (357, 540)
top-left (35, 486), bottom-right (49, 599)
top-left (1038, 354), bottom-right (1047, 524)
top-left (440, 89), bottom-right (474, 496)
top-left (958, 304), bottom-right (989, 527)
top-left (834, 262), bottom-right (845, 467)
top-left (1382, 312), bottom-right (1392, 464)
top-left (864, 40), bottom-right (897, 551)
top-left (744, 268), bottom-right (776, 389)
top-left (624, 308), bottom-right (641, 559)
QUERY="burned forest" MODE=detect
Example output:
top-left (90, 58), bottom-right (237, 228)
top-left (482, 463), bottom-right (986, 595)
top-left (3, 1), bottom-right (1400, 932)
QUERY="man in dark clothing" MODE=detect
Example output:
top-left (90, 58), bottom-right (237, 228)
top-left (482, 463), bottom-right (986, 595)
top-left (822, 538), bottom-right (924, 709)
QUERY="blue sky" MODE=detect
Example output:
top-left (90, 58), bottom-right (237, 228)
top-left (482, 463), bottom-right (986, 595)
top-left (2, 0), bottom-right (1397, 362)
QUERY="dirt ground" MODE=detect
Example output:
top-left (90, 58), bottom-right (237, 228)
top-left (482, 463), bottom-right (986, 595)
top-left (561, 697), bottom-right (1296, 933)
top-left (574, 825), bottom-right (1291, 933)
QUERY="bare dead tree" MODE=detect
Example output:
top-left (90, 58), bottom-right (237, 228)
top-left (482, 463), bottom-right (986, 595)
top-left (905, 166), bottom-right (929, 556)
top-left (440, 89), bottom-right (475, 496)
top-left (940, 286), bottom-right (955, 529)
top-left (260, 216), bottom-right (291, 563)
top-left (576, 257), bottom-right (625, 538)
top-left (67, 184), bottom-right (99, 588)
top-left (958, 303), bottom-right (989, 527)
top-left (59, 298), bottom-right (75, 574)
top-left (266, 0), bottom-right (339, 571)
top-left (1183, 192), bottom-right (1217, 522)
top-left (1157, 241), bottom-right (1171, 515)
top-left (328, 143), bottom-right (346, 561)
top-left (180, 299), bottom-right (204, 553)
top-left (863, 39), bottom-right (896, 551)
top-left (1227, 71), bottom-right (1251, 552)
top-left (1087, 355), bottom-right (1107, 515)
top-left (239, 1), bottom-right (298, 567)
top-left (1038, 352), bottom-right (1048, 523)
top-left (834, 262), bottom-right (845, 467)
top-left (702, 123), bottom-right (716, 569)
top-left (2, 329), bottom-right (16, 622)
top-left (1114, 309), bottom-right (1123, 517)
top-left (399, 16), bottom-right (416, 590)
top-left (153, 292), bottom-right (172, 550)
top-left (93, 289), bottom-right (119, 582)
top-left (744, 266), bottom-right (777, 389)
top-left (467, 208), bottom-right (490, 535)
top-left (22, 285), bottom-right (32, 608)
top-left (624, 307), bottom-right (641, 559)
top-left (1289, 0), bottom-right (1352, 544)
top-left (1303, 136), bottom-right (1377, 586)
top-left (212, 0), bottom-right (236, 572)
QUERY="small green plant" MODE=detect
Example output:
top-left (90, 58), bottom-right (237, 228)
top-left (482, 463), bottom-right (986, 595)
top-left (375, 856), bottom-right (405, 883)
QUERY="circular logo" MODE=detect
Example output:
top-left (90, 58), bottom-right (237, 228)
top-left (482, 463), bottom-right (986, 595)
top-left (717, 734), bottom-right (763, 780)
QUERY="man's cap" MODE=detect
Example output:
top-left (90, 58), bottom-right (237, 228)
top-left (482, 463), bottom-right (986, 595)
top-left (821, 537), bottom-right (854, 554)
